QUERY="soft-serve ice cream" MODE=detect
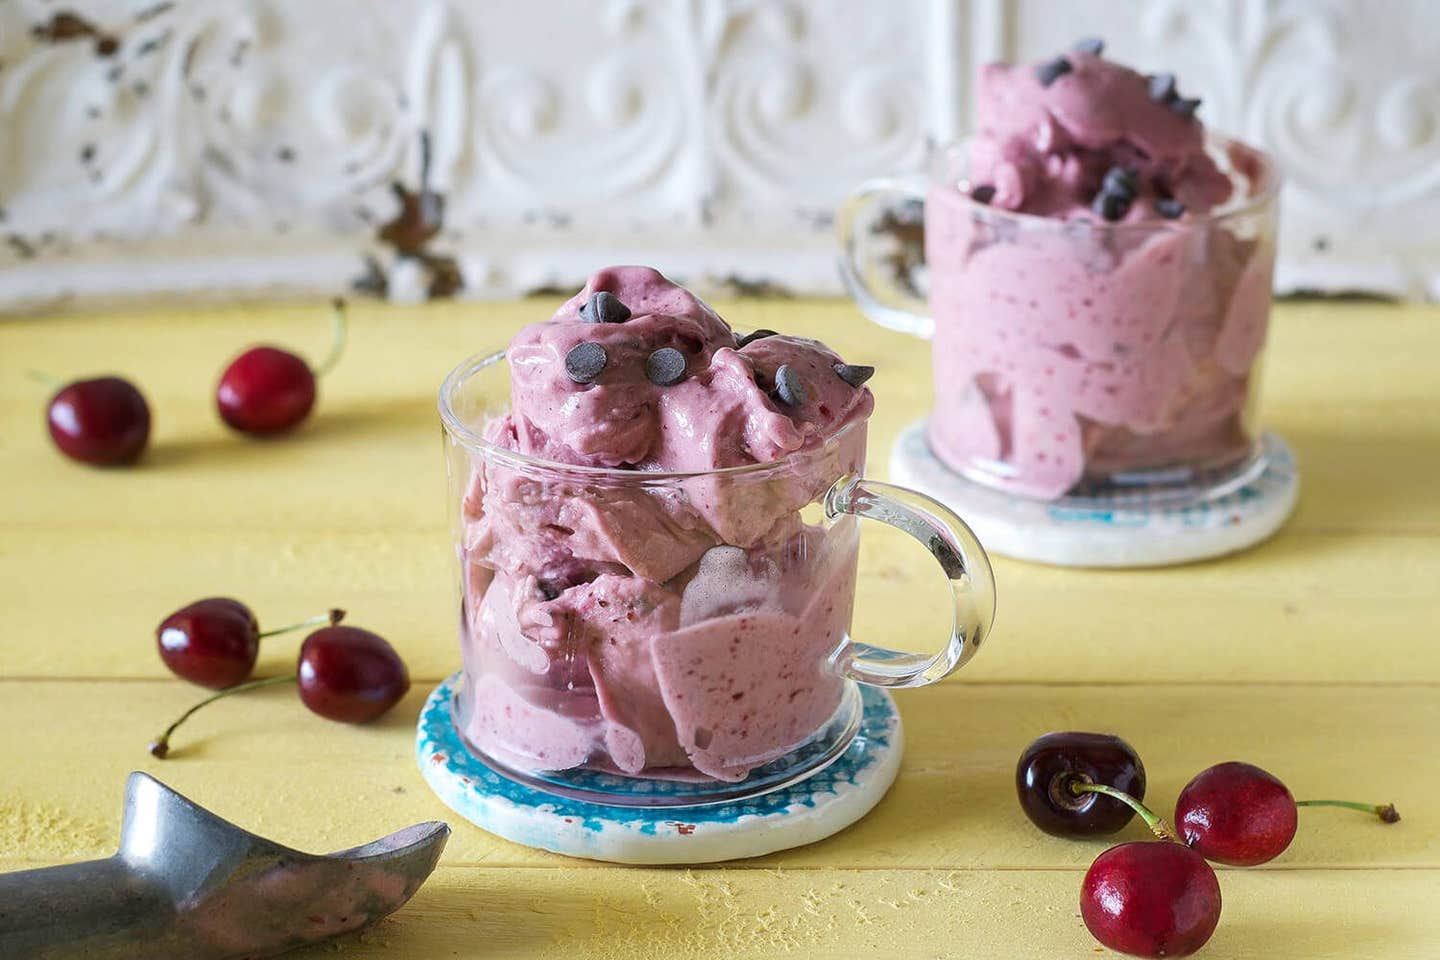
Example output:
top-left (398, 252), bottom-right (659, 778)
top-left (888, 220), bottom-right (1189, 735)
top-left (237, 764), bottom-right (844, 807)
top-left (926, 42), bottom-right (1277, 499)
top-left (455, 266), bottom-right (875, 782)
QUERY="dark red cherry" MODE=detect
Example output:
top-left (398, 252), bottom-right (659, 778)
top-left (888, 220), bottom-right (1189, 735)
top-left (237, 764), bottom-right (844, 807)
top-left (215, 298), bottom-right (347, 435)
top-left (1176, 761), bottom-right (1298, 866)
top-left (297, 626), bottom-right (409, 723)
top-left (157, 598), bottom-right (261, 689)
top-left (46, 376), bottom-right (151, 465)
top-left (1081, 841), bottom-right (1222, 958)
top-left (1017, 732), bottom-right (1147, 837)
top-left (216, 347), bottom-right (316, 435)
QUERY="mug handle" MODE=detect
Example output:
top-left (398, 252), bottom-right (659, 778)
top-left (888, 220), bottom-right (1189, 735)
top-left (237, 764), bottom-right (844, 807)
top-left (824, 474), bottom-right (996, 688)
top-left (836, 176), bottom-right (934, 339)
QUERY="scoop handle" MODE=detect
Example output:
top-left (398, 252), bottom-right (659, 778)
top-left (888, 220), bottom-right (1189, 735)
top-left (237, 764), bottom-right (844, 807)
top-left (824, 475), bottom-right (996, 687)
top-left (835, 177), bottom-right (934, 338)
top-left (0, 856), bottom-right (171, 959)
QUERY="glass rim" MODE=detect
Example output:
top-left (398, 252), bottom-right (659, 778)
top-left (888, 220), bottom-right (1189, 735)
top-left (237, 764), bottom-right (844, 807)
top-left (438, 350), bottom-right (868, 482)
top-left (930, 133), bottom-right (1281, 232)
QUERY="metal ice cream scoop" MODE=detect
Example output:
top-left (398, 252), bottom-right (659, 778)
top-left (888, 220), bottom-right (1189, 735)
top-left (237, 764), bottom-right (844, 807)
top-left (0, 772), bottom-right (449, 960)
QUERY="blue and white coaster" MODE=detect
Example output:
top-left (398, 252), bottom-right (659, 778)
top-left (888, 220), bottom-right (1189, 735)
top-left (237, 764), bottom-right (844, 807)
top-left (890, 422), bottom-right (1299, 567)
top-left (416, 674), bottom-right (903, 864)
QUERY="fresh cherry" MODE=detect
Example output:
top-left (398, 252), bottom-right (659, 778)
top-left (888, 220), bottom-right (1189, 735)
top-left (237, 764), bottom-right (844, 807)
top-left (216, 298), bottom-right (347, 435)
top-left (1176, 761), bottom-right (1399, 866)
top-left (1081, 841), bottom-right (1222, 958)
top-left (1016, 732), bottom-right (1147, 836)
top-left (46, 376), bottom-right (151, 466)
top-left (156, 600), bottom-right (342, 690)
top-left (148, 620), bottom-right (407, 758)
top-left (296, 625), bottom-right (410, 723)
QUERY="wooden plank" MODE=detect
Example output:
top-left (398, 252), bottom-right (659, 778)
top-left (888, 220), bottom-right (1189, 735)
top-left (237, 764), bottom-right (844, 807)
top-left (1, 681), bottom-right (1432, 871)
top-left (0, 862), bottom-right (1432, 960)
top-left (2, 523), bottom-right (1437, 684)
top-left (3, 301), bottom-right (1439, 537)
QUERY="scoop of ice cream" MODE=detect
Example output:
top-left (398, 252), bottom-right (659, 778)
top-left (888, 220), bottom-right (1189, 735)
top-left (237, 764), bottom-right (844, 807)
top-left (456, 266), bottom-right (875, 781)
top-left (969, 50), bottom-right (1233, 221)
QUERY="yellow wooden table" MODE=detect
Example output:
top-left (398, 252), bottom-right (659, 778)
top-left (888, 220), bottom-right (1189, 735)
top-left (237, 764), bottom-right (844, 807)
top-left (3, 298), bottom-right (1438, 958)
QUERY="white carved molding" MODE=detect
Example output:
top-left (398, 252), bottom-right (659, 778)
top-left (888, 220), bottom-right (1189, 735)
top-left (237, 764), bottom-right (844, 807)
top-left (0, 0), bottom-right (1436, 311)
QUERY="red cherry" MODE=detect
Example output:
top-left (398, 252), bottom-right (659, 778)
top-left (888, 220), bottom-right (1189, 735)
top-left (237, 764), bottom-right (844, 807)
top-left (216, 347), bottom-right (316, 434)
top-left (46, 376), bottom-right (151, 465)
top-left (157, 598), bottom-right (261, 689)
top-left (156, 600), bottom-right (342, 690)
top-left (1175, 761), bottom-right (1399, 866)
top-left (1081, 841), bottom-right (1222, 958)
top-left (297, 625), bottom-right (409, 723)
top-left (215, 298), bottom-right (347, 435)
top-left (1175, 761), bottom-right (1297, 866)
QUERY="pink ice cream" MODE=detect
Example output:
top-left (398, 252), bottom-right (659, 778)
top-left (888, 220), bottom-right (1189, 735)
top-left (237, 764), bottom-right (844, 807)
top-left (927, 46), bottom-right (1277, 499)
top-left (456, 266), bottom-right (874, 782)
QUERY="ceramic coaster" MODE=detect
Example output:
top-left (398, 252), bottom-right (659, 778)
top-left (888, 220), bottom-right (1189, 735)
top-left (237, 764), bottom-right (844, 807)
top-left (416, 674), bottom-right (903, 864)
top-left (890, 422), bottom-right (1299, 567)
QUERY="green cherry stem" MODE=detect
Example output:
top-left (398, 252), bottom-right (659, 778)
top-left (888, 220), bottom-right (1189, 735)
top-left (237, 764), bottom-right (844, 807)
top-left (27, 370), bottom-right (62, 389)
top-left (259, 607), bottom-right (344, 640)
top-left (149, 675), bottom-right (297, 760)
top-left (1296, 799), bottom-right (1401, 824)
top-left (311, 298), bottom-right (349, 378)
top-left (1070, 781), bottom-right (1180, 842)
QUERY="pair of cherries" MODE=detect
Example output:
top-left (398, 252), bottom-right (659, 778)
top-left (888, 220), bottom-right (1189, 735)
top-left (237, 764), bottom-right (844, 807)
top-left (1018, 732), bottom-right (1399, 957)
top-left (150, 595), bottom-right (409, 758)
top-left (45, 300), bottom-right (348, 466)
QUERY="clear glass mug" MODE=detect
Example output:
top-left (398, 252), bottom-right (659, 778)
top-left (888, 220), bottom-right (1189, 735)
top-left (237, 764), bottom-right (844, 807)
top-left (838, 139), bottom-right (1281, 503)
top-left (440, 350), bottom-right (996, 807)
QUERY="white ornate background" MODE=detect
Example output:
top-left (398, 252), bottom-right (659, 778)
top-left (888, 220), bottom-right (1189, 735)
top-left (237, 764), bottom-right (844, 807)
top-left (0, 0), bottom-right (1436, 310)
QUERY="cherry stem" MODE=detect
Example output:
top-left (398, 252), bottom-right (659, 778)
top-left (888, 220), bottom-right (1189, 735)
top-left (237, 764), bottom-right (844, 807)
top-left (1296, 799), bottom-right (1401, 824)
top-left (258, 608), bottom-right (344, 640)
top-left (311, 298), bottom-right (348, 378)
top-left (148, 675), bottom-right (296, 759)
top-left (1070, 781), bottom-right (1180, 842)
top-left (27, 370), bottom-right (61, 389)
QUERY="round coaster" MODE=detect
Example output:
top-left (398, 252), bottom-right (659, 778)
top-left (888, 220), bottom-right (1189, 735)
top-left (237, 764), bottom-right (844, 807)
top-left (890, 422), bottom-right (1299, 567)
top-left (415, 674), bottom-right (903, 864)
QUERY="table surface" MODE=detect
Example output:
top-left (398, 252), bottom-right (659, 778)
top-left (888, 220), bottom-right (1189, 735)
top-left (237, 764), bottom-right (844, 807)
top-left (2, 297), bottom-right (1438, 959)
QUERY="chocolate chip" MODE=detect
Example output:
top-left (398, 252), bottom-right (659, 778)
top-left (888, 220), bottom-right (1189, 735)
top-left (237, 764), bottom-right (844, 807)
top-left (1147, 73), bottom-right (1177, 103)
top-left (834, 363), bottom-right (875, 388)
top-left (1035, 56), bottom-right (1072, 87)
top-left (970, 184), bottom-right (996, 205)
top-left (537, 581), bottom-right (561, 601)
top-left (564, 341), bottom-right (607, 383)
top-left (736, 328), bottom-right (777, 348)
top-left (1092, 190), bottom-right (1131, 222)
top-left (580, 290), bottom-right (631, 324)
top-left (1102, 166), bottom-right (1139, 199)
top-left (1073, 37), bottom-right (1104, 56)
top-left (1171, 97), bottom-right (1201, 119)
top-left (773, 364), bottom-right (806, 406)
top-left (645, 347), bottom-right (687, 386)
top-left (1155, 198), bottom-right (1186, 219)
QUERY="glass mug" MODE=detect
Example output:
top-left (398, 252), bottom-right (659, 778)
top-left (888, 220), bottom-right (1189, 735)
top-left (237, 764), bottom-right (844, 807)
top-left (838, 139), bottom-right (1281, 503)
top-left (440, 350), bottom-right (996, 807)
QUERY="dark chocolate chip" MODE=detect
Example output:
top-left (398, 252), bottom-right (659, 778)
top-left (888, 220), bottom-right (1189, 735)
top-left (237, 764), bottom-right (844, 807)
top-left (1155, 198), bottom-right (1186, 219)
top-left (736, 328), bottom-right (777, 348)
top-left (773, 364), bottom-right (806, 406)
top-left (970, 184), bottom-right (997, 204)
top-left (1073, 37), bottom-right (1104, 56)
top-left (580, 290), bottom-right (631, 324)
top-left (1147, 73), bottom-right (1177, 103)
top-left (564, 341), bottom-right (608, 383)
top-left (1035, 57), bottom-right (1072, 87)
top-left (537, 580), bottom-right (561, 601)
top-left (1102, 166), bottom-right (1139, 199)
top-left (834, 363), bottom-right (875, 388)
top-left (645, 347), bottom-right (687, 386)
top-left (1092, 190), bottom-right (1131, 222)
top-left (1171, 97), bottom-right (1201, 119)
